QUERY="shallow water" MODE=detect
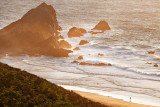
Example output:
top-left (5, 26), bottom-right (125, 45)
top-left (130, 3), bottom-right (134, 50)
top-left (0, 0), bottom-right (160, 106)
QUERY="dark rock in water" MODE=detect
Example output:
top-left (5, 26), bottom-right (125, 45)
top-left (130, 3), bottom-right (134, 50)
top-left (0, 2), bottom-right (72, 57)
top-left (91, 20), bottom-right (111, 32)
top-left (68, 27), bottom-right (87, 38)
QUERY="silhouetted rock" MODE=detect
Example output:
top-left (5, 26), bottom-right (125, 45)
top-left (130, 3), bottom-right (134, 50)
top-left (91, 20), bottom-right (111, 32)
top-left (68, 27), bottom-right (87, 38)
top-left (0, 2), bottom-right (72, 57)
top-left (73, 47), bottom-right (80, 51)
top-left (79, 40), bottom-right (89, 45)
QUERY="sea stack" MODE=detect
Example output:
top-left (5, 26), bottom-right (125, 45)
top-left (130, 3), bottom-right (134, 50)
top-left (92, 20), bottom-right (111, 32)
top-left (0, 2), bottom-right (72, 57)
top-left (68, 27), bottom-right (87, 38)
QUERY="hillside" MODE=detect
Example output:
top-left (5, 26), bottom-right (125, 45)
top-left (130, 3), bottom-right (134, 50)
top-left (0, 62), bottom-right (108, 107)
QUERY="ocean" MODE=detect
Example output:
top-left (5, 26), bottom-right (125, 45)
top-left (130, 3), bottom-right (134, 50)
top-left (0, 0), bottom-right (160, 106)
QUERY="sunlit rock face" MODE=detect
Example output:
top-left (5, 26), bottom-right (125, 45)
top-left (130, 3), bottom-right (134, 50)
top-left (68, 27), bottom-right (87, 38)
top-left (91, 20), bottom-right (111, 32)
top-left (0, 2), bottom-right (72, 57)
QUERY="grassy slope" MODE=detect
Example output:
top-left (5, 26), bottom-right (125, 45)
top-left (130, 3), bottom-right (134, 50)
top-left (0, 62), bottom-right (108, 107)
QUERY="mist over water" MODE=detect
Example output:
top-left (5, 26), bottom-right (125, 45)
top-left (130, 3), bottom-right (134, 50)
top-left (0, 0), bottom-right (160, 106)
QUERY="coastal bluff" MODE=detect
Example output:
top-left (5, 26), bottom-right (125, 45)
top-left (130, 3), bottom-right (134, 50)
top-left (0, 2), bottom-right (72, 57)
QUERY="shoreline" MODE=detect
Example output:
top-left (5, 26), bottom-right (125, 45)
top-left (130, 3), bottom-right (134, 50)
top-left (73, 90), bottom-right (155, 107)
top-left (60, 85), bottom-right (158, 107)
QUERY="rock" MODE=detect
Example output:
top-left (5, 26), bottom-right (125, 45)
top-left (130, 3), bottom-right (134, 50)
top-left (78, 56), bottom-right (83, 60)
top-left (148, 51), bottom-right (155, 54)
top-left (72, 60), bottom-right (108, 66)
top-left (146, 62), bottom-right (152, 64)
top-left (59, 35), bottom-right (64, 39)
top-left (154, 64), bottom-right (159, 67)
top-left (98, 53), bottom-right (104, 56)
top-left (26, 36), bottom-right (73, 57)
top-left (58, 26), bottom-right (63, 31)
top-left (0, 2), bottom-right (72, 57)
top-left (59, 40), bottom-right (72, 49)
top-left (88, 31), bottom-right (102, 35)
top-left (79, 62), bottom-right (107, 66)
top-left (27, 47), bottom-right (72, 57)
top-left (91, 20), bottom-right (111, 32)
top-left (108, 63), bottom-right (112, 66)
top-left (68, 27), bottom-right (87, 38)
top-left (73, 47), bottom-right (80, 51)
top-left (72, 60), bottom-right (79, 63)
top-left (79, 28), bottom-right (87, 33)
top-left (79, 40), bottom-right (89, 45)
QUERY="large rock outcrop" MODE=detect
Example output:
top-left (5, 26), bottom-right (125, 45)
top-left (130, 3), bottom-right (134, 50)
top-left (0, 3), bottom-right (72, 57)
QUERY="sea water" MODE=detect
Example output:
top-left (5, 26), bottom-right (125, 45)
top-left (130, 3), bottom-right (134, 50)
top-left (0, 0), bottom-right (160, 106)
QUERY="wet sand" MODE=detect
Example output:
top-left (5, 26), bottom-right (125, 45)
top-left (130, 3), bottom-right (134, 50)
top-left (73, 91), bottom-right (155, 107)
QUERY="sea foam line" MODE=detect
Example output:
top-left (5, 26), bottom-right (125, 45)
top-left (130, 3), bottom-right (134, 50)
top-left (60, 85), bottom-right (160, 107)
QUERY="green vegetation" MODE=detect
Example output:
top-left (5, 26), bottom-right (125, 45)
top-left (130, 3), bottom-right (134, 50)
top-left (0, 62), bottom-right (107, 107)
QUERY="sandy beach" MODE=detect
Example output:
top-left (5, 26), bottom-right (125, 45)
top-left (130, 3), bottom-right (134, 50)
top-left (74, 91), bottom-right (155, 107)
